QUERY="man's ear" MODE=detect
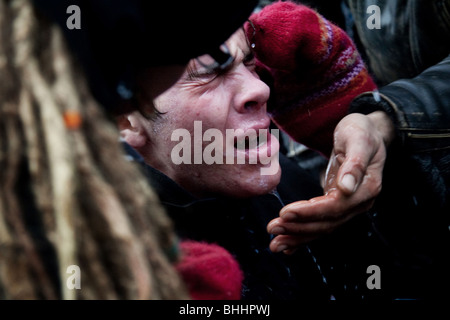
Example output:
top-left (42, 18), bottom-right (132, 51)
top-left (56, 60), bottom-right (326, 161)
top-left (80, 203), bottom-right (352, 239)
top-left (116, 112), bottom-right (147, 148)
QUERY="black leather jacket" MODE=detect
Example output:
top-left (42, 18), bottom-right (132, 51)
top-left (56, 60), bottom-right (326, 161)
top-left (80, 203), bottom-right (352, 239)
top-left (347, 0), bottom-right (450, 209)
top-left (295, 0), bottom-right (450, 299)
top-left (347, 0), bottom-right (450, 85)
top-left (344, 0), bottom-right (450, 300)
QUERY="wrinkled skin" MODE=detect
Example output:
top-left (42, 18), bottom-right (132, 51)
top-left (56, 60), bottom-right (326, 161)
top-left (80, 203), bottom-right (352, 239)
top-left (119, 29), bottom-right (281, 199)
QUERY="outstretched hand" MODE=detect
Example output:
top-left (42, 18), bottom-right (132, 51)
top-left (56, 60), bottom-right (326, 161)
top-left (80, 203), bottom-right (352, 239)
top-left (267, 112), bottom-right (395, 253)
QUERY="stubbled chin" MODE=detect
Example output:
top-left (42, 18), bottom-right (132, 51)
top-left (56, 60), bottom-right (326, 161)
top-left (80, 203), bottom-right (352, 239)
top-left (226, 165), bottom-right (282, 198)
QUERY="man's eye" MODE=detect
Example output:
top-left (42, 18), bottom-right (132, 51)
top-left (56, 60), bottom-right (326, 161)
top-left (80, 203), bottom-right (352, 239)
top-left (184, 65), bottom-right (220, 84)
top-left (187, 68), bottom-right (218, 81)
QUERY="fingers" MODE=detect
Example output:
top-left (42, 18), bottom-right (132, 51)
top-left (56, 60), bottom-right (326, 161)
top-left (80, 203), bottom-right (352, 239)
top-left (267, 193), bottom-right (375, 253)
top-left (267, 196), bottom-right (340, 253)
top-left (268, 199), bottom-right (361, 235)
top-left (336, 155), bottom-right (370, 196)
top-left (269, 220), bottom-right (337, 240)
top-left (266, 113), bottom-right (389, 254)
top-left (269, 235), bottom-right (317, 254)
top-left (332, 121), bottom-right (376, 195)
top-left (331, 113), bottom-right (386, 196)
top-left (335, 141), bottom-right (380, 196)
top-left (269, 196), bottom-right (374, 229)
top-left (279, 191), bottom-right (344, 222)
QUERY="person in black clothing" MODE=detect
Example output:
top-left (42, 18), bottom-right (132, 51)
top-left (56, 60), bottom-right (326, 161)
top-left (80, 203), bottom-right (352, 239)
top-left (117, 17), bottom-right (384, 299)
top-left (125, 144), bottom-right (332, 299)
top-left (257, 0), bottom-right (450, 300)
top-left (118, 27), bottom-right (330, 299)
top-left (122, 0), bottom-right (450, 300)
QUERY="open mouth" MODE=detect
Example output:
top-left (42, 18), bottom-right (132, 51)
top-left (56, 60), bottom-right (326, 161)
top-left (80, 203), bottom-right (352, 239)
top-left (234, 135), bottom-right (268, 150)
top-left (233, 131), bottom-right (270, 150)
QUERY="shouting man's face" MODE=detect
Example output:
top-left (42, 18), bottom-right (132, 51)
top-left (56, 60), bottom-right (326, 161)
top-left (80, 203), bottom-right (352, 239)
top-left (120, 28), bottom-right (281, 198)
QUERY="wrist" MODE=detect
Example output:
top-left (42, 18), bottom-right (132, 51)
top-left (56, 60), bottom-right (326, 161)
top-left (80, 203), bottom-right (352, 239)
top-left (349, 91), bottom-right (398, 123)
top-left (366, 111), bottom-right (395, 147)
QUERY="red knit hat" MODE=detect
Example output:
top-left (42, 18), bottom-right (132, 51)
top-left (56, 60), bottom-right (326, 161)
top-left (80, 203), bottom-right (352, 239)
top-left (245, 1), bottom-right (377, 157)
top-left (175, 241), bottom-right (244, 300)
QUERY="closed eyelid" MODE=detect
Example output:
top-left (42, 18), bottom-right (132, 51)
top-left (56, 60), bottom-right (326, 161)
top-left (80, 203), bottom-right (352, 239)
top-left (184, 45), bottom-right (253, 81)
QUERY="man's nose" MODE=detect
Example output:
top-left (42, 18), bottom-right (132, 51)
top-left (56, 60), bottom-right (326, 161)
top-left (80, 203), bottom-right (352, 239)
top-left (233, 65), bottom-right (270, 114)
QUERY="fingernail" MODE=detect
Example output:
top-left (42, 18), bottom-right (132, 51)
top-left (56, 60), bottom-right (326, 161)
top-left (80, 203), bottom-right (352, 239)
top-left (269, 226), bottom-right (285, 235)
top-left (281, 212), bottom-right (296, 221)
top-left (275, 244), bottom-right (288, 253)
top-left (341, 174), bottom-right (356, 193)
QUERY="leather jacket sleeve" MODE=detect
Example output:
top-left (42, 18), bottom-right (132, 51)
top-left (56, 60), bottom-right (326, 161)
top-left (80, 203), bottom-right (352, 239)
top-left (350, 54), bottom-right (450, 153)
top-left (346, 0), bottom-right (450, 85)
top-left (349, 54), bottom-right (450, 209)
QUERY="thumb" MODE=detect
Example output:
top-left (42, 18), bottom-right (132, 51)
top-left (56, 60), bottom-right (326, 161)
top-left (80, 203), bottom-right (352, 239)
top-left (335, 148), bottom-right (371, 195)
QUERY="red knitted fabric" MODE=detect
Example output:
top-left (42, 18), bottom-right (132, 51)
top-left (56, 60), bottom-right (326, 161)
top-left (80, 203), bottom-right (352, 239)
top-left (175, 240), bottom-right (244, 300)
top-left (245, 1), bottom-right (377, 157)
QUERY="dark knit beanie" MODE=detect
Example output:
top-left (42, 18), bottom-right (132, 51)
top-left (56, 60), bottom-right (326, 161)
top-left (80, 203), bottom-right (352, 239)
top-left (245, 1), bottom-right (377, 157)
top-left (175, 241), bottom-right (244, 300)
top-left (32, 0), bottom-right (259, 115)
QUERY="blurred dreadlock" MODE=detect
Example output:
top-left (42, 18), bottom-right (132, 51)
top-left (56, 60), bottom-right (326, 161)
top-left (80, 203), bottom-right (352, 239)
top-left (0, 0), bottom-right (189, 299)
